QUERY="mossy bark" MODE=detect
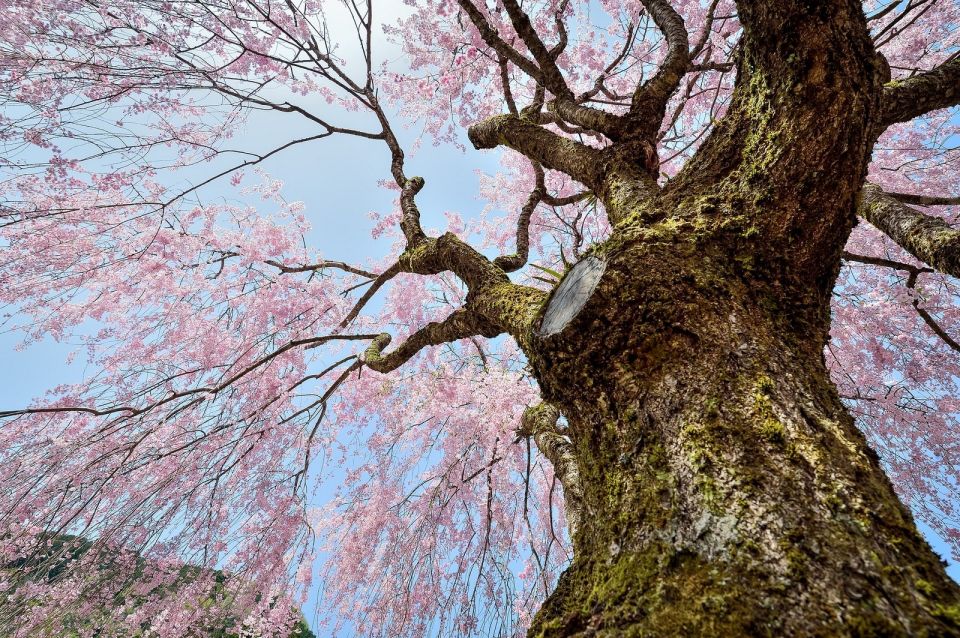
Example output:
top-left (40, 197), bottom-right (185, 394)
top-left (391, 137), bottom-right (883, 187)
top-left (508, 2), bottom-right (960, 635)
top-left (525, 235), bottom-right (960, 635)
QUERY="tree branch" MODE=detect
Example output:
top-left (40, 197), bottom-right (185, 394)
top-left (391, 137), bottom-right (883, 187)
top-left (885, 190), bottom-right (960, 207)
top-left (265, 259), bottom-right (376, 279)
top-left (842, 251), bottom-right (932, 276)
top-left (845, 247), bottom-right (960, 355)
top-left (629, 0), bottom-right (690, 137)
top-left (880, 55), bottom-right (960, 127)
top-left (494, 163), bottom-right (545, 273)
top-left (362, 309), bottom-right (500, 373)
top-left (399, 176), bottom-right (427, 245)
top-left (517, 402), bottom-right (583, 537)
top-left (468, 114), bottom-right (605, 192)
top-left (457, 0), bottom-right (619, 140)
top-left (859, 183), bottom-right (960, 279)
top-left (546, 98), bottom-right (625, 141)
top-left (455, 0), bottom-right (542, 82)
top-left (500, 0), bottom-right (572, 100)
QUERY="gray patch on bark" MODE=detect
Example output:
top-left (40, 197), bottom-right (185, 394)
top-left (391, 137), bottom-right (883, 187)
top-left (687, 512), bottom-right (740, 558)
top-left (538, 255), bottom-right (606, 336)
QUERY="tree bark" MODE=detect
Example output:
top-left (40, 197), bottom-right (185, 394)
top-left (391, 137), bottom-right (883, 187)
top-left (509, 2), bottom-right (960, 635)
top-left (524, 249), bottom-right (960, 635)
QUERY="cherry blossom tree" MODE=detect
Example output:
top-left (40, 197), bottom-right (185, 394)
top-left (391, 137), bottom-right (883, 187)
top-left (1, 0), bottom-right (960, 635)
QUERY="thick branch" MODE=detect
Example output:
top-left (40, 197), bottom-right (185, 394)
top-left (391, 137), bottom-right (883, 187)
top-left (880, 55), bottom-right (960, 127)
top-left (343, 226), bottom-right (545, 346)
top-left (629, 0), bottom-right (690, 136)
top-left (860, 183), bottom-right (960, 279)
top-left (400, 176), bottom-right (427, 245)
top-left (468, 114), bottom-right (606, 192)
top-left (457, 2), bottom-right (619, 140)
top-left (547, 98), bottom-right (625, 141)
top-left (455, 0), bottom-right (542, 81)
top-left (500, 0), bottom-right (572, 100)
top-left (362, 309), bottom-right (500, 373)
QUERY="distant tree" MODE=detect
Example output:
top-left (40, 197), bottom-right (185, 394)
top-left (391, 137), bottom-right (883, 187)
top-left (4, 534), bottom-right (315, 637)
top-left (1, 0), bottom-right (959, 635)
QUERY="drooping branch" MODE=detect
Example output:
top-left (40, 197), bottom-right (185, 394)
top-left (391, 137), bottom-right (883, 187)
top-left (859, 183), bottom-right (960, 279)
top-left (498, 57), bottom-right (519, 115)
top-left (494, 164), bottom-right (545, 273)
top-left (880, 55), bottom-right (960, 127)
top-left (517, 402), bottom-right (583, 536)
top-left (362, 309), bottom-right (501, 373)
top-left (0, 334), bottom-right (380, 421)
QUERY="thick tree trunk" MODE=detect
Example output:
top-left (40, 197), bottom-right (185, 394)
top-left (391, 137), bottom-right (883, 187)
top-left (524, 227), bottom-right (960, 636)
top-left (512, 4), bottom-right (960, 634)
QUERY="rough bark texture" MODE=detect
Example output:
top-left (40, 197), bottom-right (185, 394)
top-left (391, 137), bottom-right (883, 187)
top-left (503, 1), bottom-right (960, 635)
top-left (525, 253), bottom-right (960, 635)
top-left (859, 184), bottom-right (960, 280)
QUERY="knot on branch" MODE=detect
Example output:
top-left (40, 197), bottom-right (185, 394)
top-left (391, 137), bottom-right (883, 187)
top-left (467, 114), bottom-right (514, 150)
top-left (362, 333), bottom-right (392, 364)
top-left (403, 176), bottom-right (425, 195)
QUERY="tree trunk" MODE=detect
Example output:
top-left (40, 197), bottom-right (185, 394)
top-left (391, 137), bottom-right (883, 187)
top-left (514, 4), bottom-right (960, 634)
top-left (523, 226), bottom-right (960, 636)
